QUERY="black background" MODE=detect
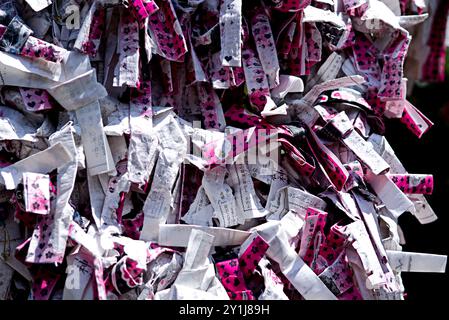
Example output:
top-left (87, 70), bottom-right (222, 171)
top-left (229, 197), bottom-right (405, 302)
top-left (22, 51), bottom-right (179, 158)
top-left (385, 80), bottom-right (449, 300)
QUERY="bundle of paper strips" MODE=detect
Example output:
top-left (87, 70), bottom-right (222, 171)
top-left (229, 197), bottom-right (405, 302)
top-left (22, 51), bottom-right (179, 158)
top-left (0, 0), bottom-right (447, 300)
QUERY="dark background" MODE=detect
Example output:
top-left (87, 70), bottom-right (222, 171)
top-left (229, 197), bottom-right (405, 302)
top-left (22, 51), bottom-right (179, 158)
top-left (385, 76), bottom-right (449, 300)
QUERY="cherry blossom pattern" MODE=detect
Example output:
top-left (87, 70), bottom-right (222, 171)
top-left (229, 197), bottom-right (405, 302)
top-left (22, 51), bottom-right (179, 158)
top-left (250, 6), bottom-right (280, 88)
top-left (21, 36), bottom-right (66, 63)
top-left (22, 173), bottom-right (50, 215)
top-left (215, 258), bottom-right (255, 300)
top-left (317, 224), bottom-right (349, 271)
top-left (400, 101), bottom-right (433, 138)
top-left (25, 182), bottom-right (69, 264)
top-left (115, 9), bottom-right (140, 88)
top-left (25, 214), bottom-right (60, 264)
top-left (143, 0), bottom-right (160, 15)
top-left (388, 174), bottom-right (434, 195)
top-left (147, 0), bottom-right (188, 62)
top-left (298, 212), bottom-right (363, 300)
top-left (80, 4), bottom-right (105, 57)
top-left (351, 32), bottom-right (384, 114)
top-left (209, 51), bottom-right (233, 89)
top-left (320, 224), bottom-right (363, 300)
top-left (19, 88), bottom-right (57, 112)
top-left (130, 80), bottom-right (153, 118)
top-left (378, 30), bottom-right (410, 101)
top-left (326, 90), bottom-right (373, 111)
top-left (242, 43), bottom-right (271, 112)
top-left (238, 236), bottom-right (269, 279)
top-left (197, 82), bottom-right (226, 130)
top-left (129, 0), bottom-right (156, 26)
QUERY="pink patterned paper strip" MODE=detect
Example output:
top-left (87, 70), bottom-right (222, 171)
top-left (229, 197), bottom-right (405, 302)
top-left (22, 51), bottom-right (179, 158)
top-left (388, 174), bottom-right (434, 195)
top-left (129, 0), bottom-right (150, 24)
top-left (242, 44), bottom-right (271, 112)
top-left (215, 258), bottom-right (255, 300)
top-left (378, 31), bottom-right (410, 101)
top-left (80, 4), bottom-right (105, 57)
top-left (130, 80), bottom-right (153, 117)
top-left (238, 235), bottom-right (269, 279)
top-left (19, 88), bottom-right (57, 112)
top-left (116, 9), bottom-right (140, 87)
top-left (250, 6), bottom-right (280, 88)
top-left (147, 0), bottom-right (188, 62)
top-left (400, 101), bottom-right (433, 138)
top-left (197, 82), bottom-right (226, 130)
top-left (143, 0), bottom-right (160, 15)
top-left (299, 207), bottom-right (328, 269)
top-left (20, 36), bottom-right (67, 63)
top-left (23, 172), bottom-right (50, 215)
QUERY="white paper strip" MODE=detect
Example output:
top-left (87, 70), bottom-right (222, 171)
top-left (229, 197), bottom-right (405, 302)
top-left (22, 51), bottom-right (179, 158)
top-left (386, 250), bottom-right (447, 273)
